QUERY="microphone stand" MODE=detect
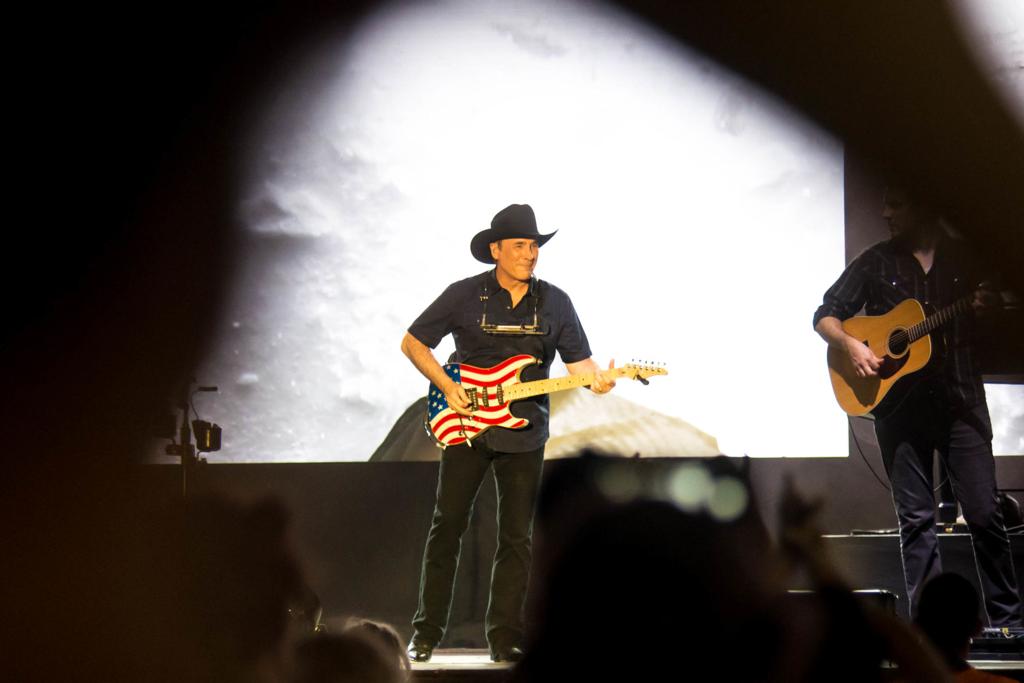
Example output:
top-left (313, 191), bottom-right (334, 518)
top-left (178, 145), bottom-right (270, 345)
top-left (166, 380), bottom-right (208, 497)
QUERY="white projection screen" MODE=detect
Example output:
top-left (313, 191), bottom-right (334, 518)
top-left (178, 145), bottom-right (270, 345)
top-left (175, 0), bottom-right (1022, 462)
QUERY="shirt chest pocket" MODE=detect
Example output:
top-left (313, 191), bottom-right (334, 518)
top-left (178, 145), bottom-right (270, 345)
top-left (454, 309), bottom-right (483, 330)
top-left (451, 309), bottom-right (488, 351)
top-left (949, 273), bottom-right (971, 299)
top-left (871, 268), bottom-right (912, 311)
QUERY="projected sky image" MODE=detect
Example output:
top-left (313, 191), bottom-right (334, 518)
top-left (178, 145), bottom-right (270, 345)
top-left (183, 0), bottom-right (1022, 462)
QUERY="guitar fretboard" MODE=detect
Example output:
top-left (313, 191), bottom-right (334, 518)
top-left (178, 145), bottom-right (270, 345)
top-left (504, 368), bottom-right (636, 401)
top-left (904, 296), bottom-right (972, 344)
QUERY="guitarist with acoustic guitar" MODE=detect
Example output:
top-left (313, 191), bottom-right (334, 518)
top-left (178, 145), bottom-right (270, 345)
top-left (400, 204), bottom-right (619, 663)
top-left (813, 185), bottom-right (1021, 627)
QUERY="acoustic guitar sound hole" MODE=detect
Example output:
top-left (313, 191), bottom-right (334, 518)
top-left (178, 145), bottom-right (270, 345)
top-left (887, 329), bottom-right (908, 356)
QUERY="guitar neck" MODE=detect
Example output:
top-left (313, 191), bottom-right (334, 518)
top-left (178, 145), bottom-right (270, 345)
top-left (907, 295), bottom-right (972, 343)
top-left (504, 368), bottom-right (632, 401)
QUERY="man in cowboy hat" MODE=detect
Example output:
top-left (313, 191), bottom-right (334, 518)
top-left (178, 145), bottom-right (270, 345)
top-left (400, 203), bottom-right (617, 663)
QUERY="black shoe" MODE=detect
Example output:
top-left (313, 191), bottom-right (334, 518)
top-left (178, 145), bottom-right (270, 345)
top-left (407, 639), bottom-right (434, 662)
top-left (490, 646), bottom-right (524, 663)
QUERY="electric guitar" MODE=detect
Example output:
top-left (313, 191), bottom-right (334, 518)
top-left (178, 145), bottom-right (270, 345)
top-left (827, 296), bottom-right (972, 417)
top-left (424, 355), bottom-right (667, 448)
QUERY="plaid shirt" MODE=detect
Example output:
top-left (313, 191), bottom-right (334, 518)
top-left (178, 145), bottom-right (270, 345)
top-left (813, 235), bottom-right (988, 413)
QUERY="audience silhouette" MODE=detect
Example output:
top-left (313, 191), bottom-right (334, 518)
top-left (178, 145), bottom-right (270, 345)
top-left (917, 572), bottom-right (1017, 683)
top-left (293, 631), bottom-right (404, 683)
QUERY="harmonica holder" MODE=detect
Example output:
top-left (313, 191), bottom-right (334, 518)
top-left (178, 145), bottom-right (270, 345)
top-left (479, 292), bottom-right (544, 336)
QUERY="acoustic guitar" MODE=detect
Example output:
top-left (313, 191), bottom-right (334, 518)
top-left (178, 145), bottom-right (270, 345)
top-left (424, 355), bottom-right (667, 448)
top-left (827, 296), bottom-right (972, 417)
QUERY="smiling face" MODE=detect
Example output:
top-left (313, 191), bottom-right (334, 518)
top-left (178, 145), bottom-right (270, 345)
top-left (490, 238), bottom-right (539, 284)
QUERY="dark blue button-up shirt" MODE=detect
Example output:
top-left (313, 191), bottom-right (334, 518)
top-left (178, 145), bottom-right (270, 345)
top-left (409, 269), bottom-right (592, 452)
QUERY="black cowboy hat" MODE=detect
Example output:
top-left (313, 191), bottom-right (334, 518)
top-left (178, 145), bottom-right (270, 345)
top-left (470, 204), bottom-right (557, 264)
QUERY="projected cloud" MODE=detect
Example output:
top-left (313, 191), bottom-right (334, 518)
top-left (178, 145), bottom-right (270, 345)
top-left (186, 0), bottom-right (1020, 462)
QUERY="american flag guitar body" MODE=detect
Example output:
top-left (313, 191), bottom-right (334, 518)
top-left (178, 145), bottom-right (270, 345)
top-left (424, 354), bottom-right (667, 448)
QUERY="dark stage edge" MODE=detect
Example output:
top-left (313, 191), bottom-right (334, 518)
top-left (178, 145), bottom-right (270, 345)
top-left (140, 458), bottom-right (1024, 653)
top-left (407, 651), bottom-right (1024, 683)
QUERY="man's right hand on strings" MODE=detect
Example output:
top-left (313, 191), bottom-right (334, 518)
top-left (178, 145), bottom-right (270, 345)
top-left (443, 380), bottom-right (473, 416)
top-left (846, 338), bottom-right (882, 378)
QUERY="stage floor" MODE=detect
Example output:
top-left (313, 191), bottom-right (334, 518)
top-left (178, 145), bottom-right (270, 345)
top-left (410, 649), bottom-right (511, 682)
top-left (408, 649), bottom-right (1024, 682)
top-left (412, 649), bottom-right (509, 670)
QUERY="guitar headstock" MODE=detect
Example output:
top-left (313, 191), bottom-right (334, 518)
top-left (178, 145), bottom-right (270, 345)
top-left (621, 360), bottom-right (668, 381)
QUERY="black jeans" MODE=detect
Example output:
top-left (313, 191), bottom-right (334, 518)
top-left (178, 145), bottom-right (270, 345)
top-left (875, 390), bottom-right (1021, 626)
top-left (412, 441), bottom-right (545, 651)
